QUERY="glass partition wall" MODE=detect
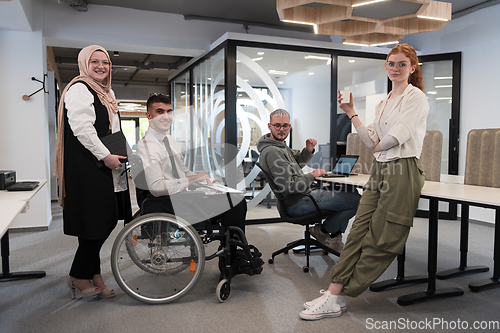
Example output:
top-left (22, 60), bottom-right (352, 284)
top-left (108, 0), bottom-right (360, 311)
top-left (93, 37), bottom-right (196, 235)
top-left (169, 39), bottom-right (461, 211)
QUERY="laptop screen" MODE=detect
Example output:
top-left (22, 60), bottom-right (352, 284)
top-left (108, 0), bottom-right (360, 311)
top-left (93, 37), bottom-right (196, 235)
top-left (332, 155), bottom-right (359, 175)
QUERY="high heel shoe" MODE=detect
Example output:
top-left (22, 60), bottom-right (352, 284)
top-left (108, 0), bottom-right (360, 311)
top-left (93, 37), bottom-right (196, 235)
top-left (92, 274), bottom-right (115, 299)
top-left (67, 276), bottom-right (103, 299)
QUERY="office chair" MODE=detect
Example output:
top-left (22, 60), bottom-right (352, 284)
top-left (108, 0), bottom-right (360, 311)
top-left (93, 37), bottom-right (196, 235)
top-left (256, 163), bottom-right (339, 272)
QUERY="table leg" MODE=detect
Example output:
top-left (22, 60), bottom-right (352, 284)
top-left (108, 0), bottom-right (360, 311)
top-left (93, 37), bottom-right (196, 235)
top-left (437, 204), bottom-right (489, 279)
top-left (369, 247), bottom-right (428, 292)
top-left (397, 198), bottom-right (463, 305)
top-left (469, 209), bottom-right (500, 292)
top-left (0, 230), bottom-right (46, 282)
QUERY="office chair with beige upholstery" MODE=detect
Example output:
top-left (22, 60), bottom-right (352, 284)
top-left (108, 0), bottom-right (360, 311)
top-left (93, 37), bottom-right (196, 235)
top-left (346, 133), bottom-right (373, 175)
top-left (438, 128), bottom-right (500, 286)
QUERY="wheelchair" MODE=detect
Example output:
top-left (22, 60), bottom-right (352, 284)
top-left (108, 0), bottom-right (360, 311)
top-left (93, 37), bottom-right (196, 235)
top-left (110, 156), bottom-right (263, 304)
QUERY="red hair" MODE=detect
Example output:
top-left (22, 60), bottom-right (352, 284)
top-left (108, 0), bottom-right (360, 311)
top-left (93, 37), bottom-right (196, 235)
top-left (387, 44), bottom-right (424, 91)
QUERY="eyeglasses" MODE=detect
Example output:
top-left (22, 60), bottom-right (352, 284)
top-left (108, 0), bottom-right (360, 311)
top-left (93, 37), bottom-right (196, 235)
top-left (386, 61), bottom-right (409, 69)
top-left (270, 123), bottom-right (291, 130)
top-left (89, 59), bottom-right (111, 66)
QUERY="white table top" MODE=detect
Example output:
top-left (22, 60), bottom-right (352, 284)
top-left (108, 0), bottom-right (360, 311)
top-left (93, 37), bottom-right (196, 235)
top-left (317, 175), bottom-right (500, 208)
top-left (0, 200), bottom-right (27, 238)
top-left (0, 180), bottom-right (47, 202)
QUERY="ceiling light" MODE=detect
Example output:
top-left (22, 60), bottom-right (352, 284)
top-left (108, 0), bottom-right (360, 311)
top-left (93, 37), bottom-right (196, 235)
top-left (369, 41), bottom-right (399, 47)
top-left (278, 1), bottom-right (451, 46)
top-left (282, 20), bottom-right (318, 34)
top-left (434, 77), bottom-right (453, 80)
top-left (304, 55), bottom-right (332, 65)
top-left (435, 85), bottom-right (452, 88)
top-left (349, 60), bottom-right (355, 63)
top-left (308, 72), bottom-right (314, 76)
top-left (427, 91), bottom-right (437, 95)
top-left (252, 57), bottom-right (263, 61)
top-left (352, 0), bottom-right (387, 8)
top-left (119, 102), bottom-right (141, 107)
top-left (417, 15), bottom-right (449, 22)
top-left (244, 79), bottom-right (249, 82)
top-left (278, 82), bottom-right (283, 85)
top-left (207, 78), bottom-right (212, 80)
top-left (236, 60), bottom-right (241, 63)
top-left (343, 42), bottom-right (369, 47)
top-left (257, 52), bottom-right (265, 55)
top-left (269, 70), bottom-right (288, 75)
top-left (436, 97), bottom-right (452, 100)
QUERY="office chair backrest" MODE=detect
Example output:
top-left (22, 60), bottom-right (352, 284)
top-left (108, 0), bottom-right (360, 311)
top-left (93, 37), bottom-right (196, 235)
top-left (420, 130), bottom-right (443, 182)
top-left (346, 133), bottom-right (373, 174)
top-left (464, 128), bottom-right (500, 188)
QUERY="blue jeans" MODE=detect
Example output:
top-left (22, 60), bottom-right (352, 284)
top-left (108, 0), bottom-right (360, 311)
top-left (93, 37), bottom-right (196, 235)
top-left (285, 187), bottom-right (361, 234)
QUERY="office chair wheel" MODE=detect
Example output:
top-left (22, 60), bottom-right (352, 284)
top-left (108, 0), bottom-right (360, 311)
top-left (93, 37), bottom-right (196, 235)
top-left (284, 250), bottom-right (289, 254)
top-left (303, 266), bottom-right (309, 273)
top-left (268, 258), bottom-right (274, 264)
top-left (216, 278), bottom-right (231, 302)
top-left (111, 213), bottom-right (205, 304)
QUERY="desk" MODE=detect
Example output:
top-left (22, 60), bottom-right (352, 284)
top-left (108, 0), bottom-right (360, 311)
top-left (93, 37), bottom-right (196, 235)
top-left (0, 180), bottom-right (47, 282)
top-left (316, 175), bottom-right (500, 305)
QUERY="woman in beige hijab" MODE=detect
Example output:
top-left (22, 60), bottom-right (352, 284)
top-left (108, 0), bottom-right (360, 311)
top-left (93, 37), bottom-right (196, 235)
top-left (54, 45), bottom-right (130, 299)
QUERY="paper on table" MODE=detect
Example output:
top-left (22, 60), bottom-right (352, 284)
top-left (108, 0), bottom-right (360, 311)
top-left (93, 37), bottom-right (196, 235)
top-left (198, 183), bottom-right (243, 194)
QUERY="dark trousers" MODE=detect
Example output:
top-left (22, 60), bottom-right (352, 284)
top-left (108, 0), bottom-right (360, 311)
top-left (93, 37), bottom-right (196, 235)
top-left (69, 238), bottom-right (106, 279)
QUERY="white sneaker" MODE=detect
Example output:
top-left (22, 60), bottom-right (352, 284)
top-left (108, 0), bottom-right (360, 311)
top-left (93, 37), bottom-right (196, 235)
top-left (326, 235), bottom-right (344, 253)
top-left (299, 290), bottom-right (342, 320)
top-left (304, 290), bottom-right (347, 312)
top-left (310, 224), bottom-right (329, 243)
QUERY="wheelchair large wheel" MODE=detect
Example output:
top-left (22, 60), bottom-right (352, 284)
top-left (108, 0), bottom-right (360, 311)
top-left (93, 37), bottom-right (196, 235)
top-left (111, 213), bottom-right (205, 304)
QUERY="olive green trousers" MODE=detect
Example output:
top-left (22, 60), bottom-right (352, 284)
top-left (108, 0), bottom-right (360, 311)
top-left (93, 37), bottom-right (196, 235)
top-left (330, 157), bottom-right (425, 297)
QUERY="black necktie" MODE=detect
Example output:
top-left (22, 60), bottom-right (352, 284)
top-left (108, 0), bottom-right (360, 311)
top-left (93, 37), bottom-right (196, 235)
top-left (163, 136), bottom-right (180, 179)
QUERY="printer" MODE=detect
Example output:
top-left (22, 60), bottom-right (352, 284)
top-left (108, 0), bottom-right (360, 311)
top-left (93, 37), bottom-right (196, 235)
top-left (0, 170), bottom-right (16, 190)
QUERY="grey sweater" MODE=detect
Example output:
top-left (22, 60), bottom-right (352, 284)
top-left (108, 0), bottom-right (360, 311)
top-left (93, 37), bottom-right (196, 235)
top-left (257, 134), bottom-right (315, 206)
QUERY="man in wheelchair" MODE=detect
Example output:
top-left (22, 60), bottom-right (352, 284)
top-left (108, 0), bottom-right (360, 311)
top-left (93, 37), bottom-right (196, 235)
top-left (134, 93), bottom-right (264, 280)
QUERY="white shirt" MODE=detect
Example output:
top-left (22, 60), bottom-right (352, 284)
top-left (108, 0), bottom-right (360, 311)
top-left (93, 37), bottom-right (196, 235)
top-left (356, 84), bottom-right (429, 162)
top-left (65, 82), bottom-right (127, 192)
top-left (135, 127), bottom-right (197, 197)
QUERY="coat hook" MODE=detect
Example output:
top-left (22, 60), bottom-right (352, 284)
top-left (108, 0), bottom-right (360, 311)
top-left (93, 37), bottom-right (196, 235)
top-left (22, 74), bottom-right (48, 101)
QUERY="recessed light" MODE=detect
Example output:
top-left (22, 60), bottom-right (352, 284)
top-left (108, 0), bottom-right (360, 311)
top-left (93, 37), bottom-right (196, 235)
top-left (269, 70), bottom-right (288, 75)
top-left (308, 72), bottom-right (314, 76)
top-left (349, 60), bottom-right (355, 63)
top-left (252, 57), bottom-right (263, 61)
top-left (257, 52), bottom-right (265, 55)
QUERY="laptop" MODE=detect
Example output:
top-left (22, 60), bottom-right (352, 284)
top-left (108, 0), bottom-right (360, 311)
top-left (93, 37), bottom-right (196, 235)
top-left (6, 181), bottom-right (40, 191)
top-left (321, 155), bottom-right (359, 178)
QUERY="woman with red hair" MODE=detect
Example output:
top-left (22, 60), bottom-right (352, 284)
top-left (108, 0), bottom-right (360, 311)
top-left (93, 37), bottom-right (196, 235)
top-left (300, 44), bottom-right (429, 320)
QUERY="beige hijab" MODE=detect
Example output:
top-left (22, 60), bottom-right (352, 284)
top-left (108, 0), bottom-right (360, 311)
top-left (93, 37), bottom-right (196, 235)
top-left (53, 45), bottom-right (118, 207)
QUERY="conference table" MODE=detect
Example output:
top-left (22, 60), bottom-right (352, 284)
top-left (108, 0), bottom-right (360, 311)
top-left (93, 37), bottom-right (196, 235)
top-left (0, 180), bottom-right (47, 282)
top-left (316, 174), bottom-right (500, 305)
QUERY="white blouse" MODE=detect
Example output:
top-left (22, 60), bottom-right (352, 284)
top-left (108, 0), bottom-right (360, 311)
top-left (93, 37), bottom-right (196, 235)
top-left (356, 84), bottom-right (429, 162)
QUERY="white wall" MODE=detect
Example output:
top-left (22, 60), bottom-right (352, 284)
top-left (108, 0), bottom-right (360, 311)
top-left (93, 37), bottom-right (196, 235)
top-left (0, 29), bottom-right (51, 227)
top-left (404, 5), bottom-right (500, 223)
